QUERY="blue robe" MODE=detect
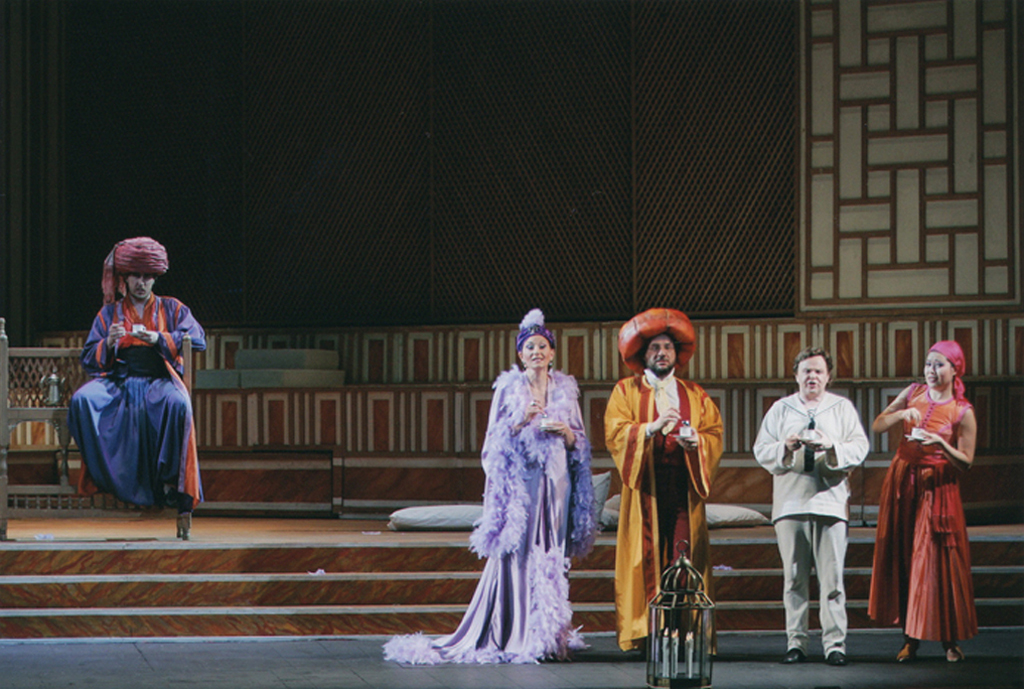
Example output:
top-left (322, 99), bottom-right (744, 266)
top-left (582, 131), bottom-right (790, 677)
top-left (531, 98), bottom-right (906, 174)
top-left (68, 293), bottom-right (205, 508)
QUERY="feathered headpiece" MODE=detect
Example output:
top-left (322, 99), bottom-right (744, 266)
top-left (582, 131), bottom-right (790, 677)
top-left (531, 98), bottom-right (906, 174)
top-left (516, 308), bottom-right (556, 351)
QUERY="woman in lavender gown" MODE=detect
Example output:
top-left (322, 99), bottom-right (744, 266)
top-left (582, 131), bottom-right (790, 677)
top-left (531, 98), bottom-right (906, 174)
top-left (384, 308), bottom-right (597, 664)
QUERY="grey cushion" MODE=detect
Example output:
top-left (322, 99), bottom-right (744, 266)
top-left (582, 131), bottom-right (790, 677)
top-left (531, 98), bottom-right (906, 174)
top-left (387, 504), bottom-right (483, 531)
top-left (388, 471), bottom-right (614, 531)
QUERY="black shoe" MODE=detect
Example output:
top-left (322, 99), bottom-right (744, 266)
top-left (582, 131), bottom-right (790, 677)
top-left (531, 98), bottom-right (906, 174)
top-left (827, 650), bottom-right (848, 666)
top-left (176, 513), bottom-right (192, 540)
top-left (782, 648), bottom-right (807, 664)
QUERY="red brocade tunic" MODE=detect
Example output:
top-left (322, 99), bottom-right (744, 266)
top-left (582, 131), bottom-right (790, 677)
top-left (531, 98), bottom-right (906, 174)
top-left (868, 384), bottom-right (977, 642)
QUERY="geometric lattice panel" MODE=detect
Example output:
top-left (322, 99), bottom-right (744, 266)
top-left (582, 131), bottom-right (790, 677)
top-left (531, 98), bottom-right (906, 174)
top-left (634, 0), bottom-right (798, 316)
top-left (800, 0), bottom-right (1021, 311)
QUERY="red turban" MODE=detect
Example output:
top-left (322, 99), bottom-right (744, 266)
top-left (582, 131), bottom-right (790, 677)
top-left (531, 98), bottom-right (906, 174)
top-left (101, 237), bottom-right (169, 304)
top-left (617, 308), bottom-right (696, 375)
top-left (929, 340), bottom-right (967, 401)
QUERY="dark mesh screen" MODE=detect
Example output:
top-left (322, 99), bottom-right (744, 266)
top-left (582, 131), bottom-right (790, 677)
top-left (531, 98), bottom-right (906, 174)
top-left (634, 0), bottom-right (797, 316)
top-left (61, 0), bottom-right (795, 330)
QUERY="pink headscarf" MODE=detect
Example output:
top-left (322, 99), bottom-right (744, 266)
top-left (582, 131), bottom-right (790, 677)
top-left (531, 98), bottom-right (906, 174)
top-left (929, 340), bottom-right (967, 401)
top-left (101, 237), bottom-right (169, 304)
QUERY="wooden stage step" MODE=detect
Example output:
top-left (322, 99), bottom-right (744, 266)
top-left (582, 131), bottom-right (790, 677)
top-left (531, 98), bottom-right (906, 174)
top-left (0, 517), bottom-right (1020, 639)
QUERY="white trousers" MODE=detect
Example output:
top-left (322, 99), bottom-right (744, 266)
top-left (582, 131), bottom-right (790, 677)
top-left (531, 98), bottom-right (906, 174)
top-left (774, 515), bottom-right (848, 655)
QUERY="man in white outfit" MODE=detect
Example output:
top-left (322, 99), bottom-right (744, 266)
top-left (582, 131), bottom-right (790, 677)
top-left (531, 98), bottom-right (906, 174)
top-left (753, 347), bottom-right (869, 667)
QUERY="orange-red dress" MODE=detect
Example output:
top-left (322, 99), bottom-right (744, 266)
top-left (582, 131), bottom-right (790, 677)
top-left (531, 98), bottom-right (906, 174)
top-left (868, 384), bottom-right (977, 642)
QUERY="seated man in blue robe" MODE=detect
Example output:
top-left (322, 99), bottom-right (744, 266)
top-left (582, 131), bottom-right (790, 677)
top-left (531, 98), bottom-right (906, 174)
top-left (68, 236), bottom-right (205, 539)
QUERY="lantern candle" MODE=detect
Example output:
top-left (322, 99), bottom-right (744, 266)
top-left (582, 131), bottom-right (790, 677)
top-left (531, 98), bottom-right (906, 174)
top-left (661, 630), bottom-right (670, 677)
top-left (670, 630), bottom-right (679, 677)
top-left (685, 631), bottom-right (694, 679)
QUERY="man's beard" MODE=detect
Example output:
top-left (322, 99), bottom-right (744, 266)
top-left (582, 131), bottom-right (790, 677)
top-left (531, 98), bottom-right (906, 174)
top-left (648, 360), bottom-right (675, 377)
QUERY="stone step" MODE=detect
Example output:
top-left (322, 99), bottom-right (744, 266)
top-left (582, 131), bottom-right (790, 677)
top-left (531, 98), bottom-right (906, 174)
top-left (0, 540), bottom-right (617, 576)
top-left (710, 536), bottom-right (1024, 570)
top-left (234, 350), bottom-right (340, 370)
top-left (2, 565), bottom-right (1019, 609)
top-left (1, 522), bottom-right (1018, 639)
top-left (0, 570), bottom-right (609, 608)
top-left (1, 598), bottom-right (1019, 639)
top-left (3, 533), bottom-right (1019, 576)
top-left (195, 369), bottom-right (346, 389)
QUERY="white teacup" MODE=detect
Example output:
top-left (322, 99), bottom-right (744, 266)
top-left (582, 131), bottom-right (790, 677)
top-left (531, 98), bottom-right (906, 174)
top-left (910, 427), bottom-right (927, 441)
top-left (799, 429), bottom-right (819, 444)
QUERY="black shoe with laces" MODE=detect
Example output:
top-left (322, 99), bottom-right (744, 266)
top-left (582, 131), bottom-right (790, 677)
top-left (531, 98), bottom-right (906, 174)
top-left (826, 650), bottom-right (848, 666)
top-left (781, 648), bottom-right (807, 664)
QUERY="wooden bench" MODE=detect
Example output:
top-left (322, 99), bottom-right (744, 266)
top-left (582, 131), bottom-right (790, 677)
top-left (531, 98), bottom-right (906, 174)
top-left (0, 317), bottom-right (192, 540)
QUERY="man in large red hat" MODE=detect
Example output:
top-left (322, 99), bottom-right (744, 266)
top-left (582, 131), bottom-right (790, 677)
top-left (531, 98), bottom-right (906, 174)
top-left (604, 308), bottom-right (723, 652)
top-left (68, 237), bottom-right (205, 539)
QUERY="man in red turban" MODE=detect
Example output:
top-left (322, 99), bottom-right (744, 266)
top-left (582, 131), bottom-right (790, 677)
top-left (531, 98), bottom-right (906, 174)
top-left (604, 308), bottom-right (723, 652)
top-left (68, 237), bottom-right (205, 539)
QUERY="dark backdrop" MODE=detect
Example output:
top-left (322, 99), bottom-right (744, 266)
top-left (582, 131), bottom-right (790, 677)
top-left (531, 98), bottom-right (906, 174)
top-left (57, 0), bottom-right (795, 331)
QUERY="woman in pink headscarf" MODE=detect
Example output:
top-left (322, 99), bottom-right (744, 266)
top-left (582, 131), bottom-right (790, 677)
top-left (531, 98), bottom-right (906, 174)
top-left (868, 341), bottom-right (978, 663)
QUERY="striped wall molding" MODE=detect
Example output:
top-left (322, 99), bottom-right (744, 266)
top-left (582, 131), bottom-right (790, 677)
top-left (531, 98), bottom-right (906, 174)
top-left (11, 316), bottom-right (1021, 523)
top-left (15, 314), bottom-right (1023, 452)
top-left (38, 313), bottom-right (1023, 386)
top-left (186, 378), bottom-right (1021, 458)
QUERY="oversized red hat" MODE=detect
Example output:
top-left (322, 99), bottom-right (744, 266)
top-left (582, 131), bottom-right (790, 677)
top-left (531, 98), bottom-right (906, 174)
top-left (617, 308), bottom-right (696, 375)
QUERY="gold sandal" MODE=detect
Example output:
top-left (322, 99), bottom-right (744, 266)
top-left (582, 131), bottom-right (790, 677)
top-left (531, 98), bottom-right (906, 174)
top-left (896, 640), bottom-right (918, 663)
top-left (944, 645), bottom-right (964, 663)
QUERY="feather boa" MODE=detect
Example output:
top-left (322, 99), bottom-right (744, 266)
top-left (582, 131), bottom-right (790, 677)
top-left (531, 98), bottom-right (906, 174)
top-left (469, 367), bottom-right (597, 561)
top-left (383, 367), bottom-right (597, 666)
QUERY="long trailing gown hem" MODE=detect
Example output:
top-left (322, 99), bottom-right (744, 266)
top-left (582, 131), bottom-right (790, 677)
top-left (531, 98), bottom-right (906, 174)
top-left (383, 367), bottom-right (596, 665)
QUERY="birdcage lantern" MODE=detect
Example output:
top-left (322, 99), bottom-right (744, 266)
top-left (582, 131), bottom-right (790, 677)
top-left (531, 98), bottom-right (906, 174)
top-left (646, 548), bottom-right (715, 689)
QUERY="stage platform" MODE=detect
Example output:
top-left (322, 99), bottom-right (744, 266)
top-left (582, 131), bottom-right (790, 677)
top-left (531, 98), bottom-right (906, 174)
top-left (1, 515), bottom-right (1021, 641)
top-left (1, 629), bottom-right (1023, 689)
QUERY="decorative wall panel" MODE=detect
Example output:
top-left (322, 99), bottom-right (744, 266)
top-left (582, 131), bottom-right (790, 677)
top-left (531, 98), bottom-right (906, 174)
top-left (800, 0), bottom-right (1020, 311)
top-left (167, 313), bottom-right (1024, 451)
top-left (17, 315), bottom-right (1022, 523)
top-left (38, 312), bottom-right (1022, 392)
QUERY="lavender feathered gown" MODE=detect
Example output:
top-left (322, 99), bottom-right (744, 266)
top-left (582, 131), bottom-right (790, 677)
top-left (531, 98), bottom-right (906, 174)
top-left (384, 368), bottom-right (597, 664)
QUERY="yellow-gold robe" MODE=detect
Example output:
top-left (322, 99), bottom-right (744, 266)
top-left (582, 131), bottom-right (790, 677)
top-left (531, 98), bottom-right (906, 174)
top-left (604, 374), bottom-right (723, 651)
